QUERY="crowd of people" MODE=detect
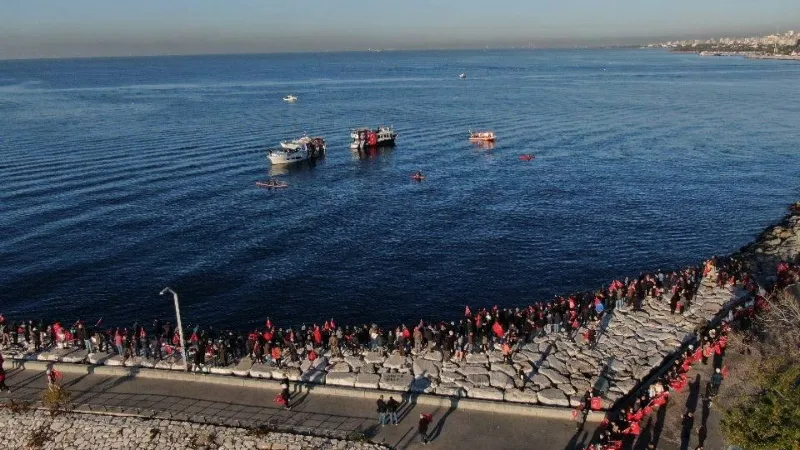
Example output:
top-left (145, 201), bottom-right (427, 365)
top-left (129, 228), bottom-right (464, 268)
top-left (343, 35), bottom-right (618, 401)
top-left (581, 255), bottom-right (765, 450)
top-left (0, 263), bottom-right (714, 374)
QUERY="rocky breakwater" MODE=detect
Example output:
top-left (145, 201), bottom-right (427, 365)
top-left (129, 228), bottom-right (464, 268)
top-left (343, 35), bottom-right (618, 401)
top-left (739, 201), bottom-right (800, 279)
top-left (0, 408), bottom-right (387, 450)
top-left (213, 280), bottom-right (744, 409)
top-left (8, 282), bottom-right (744, 411)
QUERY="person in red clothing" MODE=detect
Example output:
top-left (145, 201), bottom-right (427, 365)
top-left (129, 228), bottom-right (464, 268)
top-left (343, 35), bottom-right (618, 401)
top-left (0, 354), bottom-right (10, 393)
top-left (418, 413), bottom-right (433, 445)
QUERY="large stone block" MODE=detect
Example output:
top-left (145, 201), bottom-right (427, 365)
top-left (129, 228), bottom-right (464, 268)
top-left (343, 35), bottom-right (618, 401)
top-left (210, 365), bottom-right (235, 376)
top-left (62, 350), bottom-right (88, 363)
top-left (465, 374), bottom-right (490, 387)
top-left (249, 363), bottom-right (273, 379)
top-left (232, 358), bottom-right (253, 376)
top-left (363, 352), bottom-right (386, 365)
top-left (539, 368), bottom-right (569, 385)
top-left (422, 351), bottom-right (443, 362)
top-left (272, 368), bottom-right (302, 382)
top-left (504, 388), bottom-right (539, 404)
top-left (467, 386), bottom-right (504, 401)
top-left (379, 373), bottom-right (413, 391)
top-left (412, 359), bottom-right (440, 379)
top-left (107, 355), bottom-right (126, 367)
top-left (435, 383), bottom-right (467, 397)
top-left (440, 369), bottom-right (463, 383)
top-left (87, 352), bottom-right (111, 365)
top-left (457, 365), bottom-right (489, 376)
top-left (383, 354), bottom-right (408, 370)
top-left (328, 361), bottom-right (351, 373)
top-left (490, 363), bottom-right (516, 378)
top-left (537, 388), bottom-right (570, 407)
top-left (354, 373), bottom-right (380, 389)
top-left (344, 356), bottom-right (364, 371)
top-left (531, 373), bottom-right (552, 389)
top-left (489, 371), bottom-right (515, 390)
top-left (465, 353), bottom-right (488, 365)
top-left (326, 372), bottom-right (357, 387)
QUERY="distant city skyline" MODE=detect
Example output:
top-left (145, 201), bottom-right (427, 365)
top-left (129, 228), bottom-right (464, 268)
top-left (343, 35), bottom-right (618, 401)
top-left (1, 0), bottom-right (799, 59)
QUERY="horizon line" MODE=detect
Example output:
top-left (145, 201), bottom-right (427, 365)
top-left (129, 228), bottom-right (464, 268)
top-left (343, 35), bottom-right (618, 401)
top-left (0, 45), bottom-right (655, 63)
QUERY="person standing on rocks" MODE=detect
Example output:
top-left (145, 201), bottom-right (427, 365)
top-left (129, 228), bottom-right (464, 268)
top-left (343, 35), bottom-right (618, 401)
top-left (376, 395), bottom-right (388, 426)
top-left (386, 396), bottom-right (400, 425)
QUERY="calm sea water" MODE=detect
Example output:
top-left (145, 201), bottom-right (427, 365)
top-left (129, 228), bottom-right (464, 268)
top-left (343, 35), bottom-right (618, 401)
top-left (1, 50), bottom-right (799, 329)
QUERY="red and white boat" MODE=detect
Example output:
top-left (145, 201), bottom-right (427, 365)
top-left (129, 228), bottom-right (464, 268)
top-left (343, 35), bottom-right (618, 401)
top-left (350, 126), bottom-right (397, 149)
top-left (469, 130), bottom-right (496, 142)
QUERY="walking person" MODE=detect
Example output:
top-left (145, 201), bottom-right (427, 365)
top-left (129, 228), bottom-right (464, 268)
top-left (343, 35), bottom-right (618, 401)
top-left (277, 380), bottom-right (291, 411)
top-left (418, 413), bottom-right (433, 445)
top-left (376, 395), bottom-right (388, 426)
top-left (708, 368), bottom-right (724, 402)
top-left (387, 396), bottom-right (400, 425)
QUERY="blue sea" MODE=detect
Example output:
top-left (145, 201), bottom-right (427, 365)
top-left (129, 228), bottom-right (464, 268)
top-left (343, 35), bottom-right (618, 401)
top-left (1, 50), bottom-right (799, 329)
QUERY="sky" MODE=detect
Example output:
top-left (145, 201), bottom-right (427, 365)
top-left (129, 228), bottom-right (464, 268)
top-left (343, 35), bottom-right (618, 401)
top-left (1, 0), bottom-right (799, 59)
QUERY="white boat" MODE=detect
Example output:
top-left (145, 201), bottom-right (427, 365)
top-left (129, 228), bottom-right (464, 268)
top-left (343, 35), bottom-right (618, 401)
top-left (468, 130), bottom-right (496, 142)
top-left (350, 126), bottom-right (397, 149)
top-left (459, 73), bottom-right (466, 79)
top-left (280, 135), bottom-right (312, 150)
top-left (267, 137), bottom-right (326, 165)
top-left (283, 95), bottom-right (298, 102)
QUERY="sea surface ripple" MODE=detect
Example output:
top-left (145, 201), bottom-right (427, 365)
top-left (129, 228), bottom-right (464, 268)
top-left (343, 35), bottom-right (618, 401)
top-left (1, 50), bottom-right (799, 328)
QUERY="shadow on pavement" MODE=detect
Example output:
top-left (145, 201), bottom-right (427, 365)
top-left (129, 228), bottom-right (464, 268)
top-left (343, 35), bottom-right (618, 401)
top-left (429, 397), bottom-right (458, 442)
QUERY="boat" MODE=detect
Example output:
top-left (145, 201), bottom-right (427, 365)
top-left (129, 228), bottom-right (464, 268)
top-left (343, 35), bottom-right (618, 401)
top-left (256, 180), bottom-right (288, 189)
top-left (280, 135), bottom-right (313, 150)
top-left (411, 171), bottom-right (426, 181)
top-left (520, 154), bottom-right (535, 161)
top-left (283, 95), bottom-right (297, 102)
top-left (350, 126), bottom-right (397, 149)
top-left (459, 73), bottom-right (466, 79)
top-left (267, 137), bottom-right (326, 165)
top-left (469, 130), bottom-right (496, 142)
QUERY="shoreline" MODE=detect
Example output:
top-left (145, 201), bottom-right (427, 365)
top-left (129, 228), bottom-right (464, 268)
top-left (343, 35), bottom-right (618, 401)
top-left (4, 202), bottom-right (799, 411)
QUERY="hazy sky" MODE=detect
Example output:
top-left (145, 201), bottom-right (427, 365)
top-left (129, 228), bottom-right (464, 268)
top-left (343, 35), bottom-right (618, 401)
top-left (2, 0), bottom-right (799, 59)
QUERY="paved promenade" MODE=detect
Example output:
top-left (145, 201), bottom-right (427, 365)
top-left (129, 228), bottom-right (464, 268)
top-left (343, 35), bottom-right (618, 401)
top-left (1, 367), bottom-right (597, 449)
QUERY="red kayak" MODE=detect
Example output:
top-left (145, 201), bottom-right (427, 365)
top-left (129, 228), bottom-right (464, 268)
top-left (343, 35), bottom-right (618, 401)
top-left (520, 154), bottom-right (535, 161)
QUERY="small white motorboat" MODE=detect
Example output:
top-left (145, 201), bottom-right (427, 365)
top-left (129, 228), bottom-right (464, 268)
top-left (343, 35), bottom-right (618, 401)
top-left (283, 95), bottom-right (298, 102)
top-left (267, 137), bottom-right (326, 165)
top-left (459, 73), bottom-right (466, 79)
top-left (280, 135), bottom-right (312, 150)
top-left (469, 130), bottom-right (496, 142)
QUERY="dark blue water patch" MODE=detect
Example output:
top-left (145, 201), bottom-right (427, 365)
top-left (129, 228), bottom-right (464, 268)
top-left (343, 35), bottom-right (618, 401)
top-left (0, 49), bottom-right (799, 329)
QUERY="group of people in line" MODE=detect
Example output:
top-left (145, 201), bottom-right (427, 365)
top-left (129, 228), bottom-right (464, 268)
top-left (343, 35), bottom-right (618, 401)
top-left (0, 261), bottom-right (711, 375)
top-left (0, 267), bottom-right (701, 370)
top-left (0, 256), bottom-right (747, 378)
top-left (582, 255), bottom-right (772, 450)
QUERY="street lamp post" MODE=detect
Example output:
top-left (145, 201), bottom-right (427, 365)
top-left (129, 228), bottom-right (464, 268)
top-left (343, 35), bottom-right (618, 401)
top-left (160, 287), bottom-right (189, 372)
